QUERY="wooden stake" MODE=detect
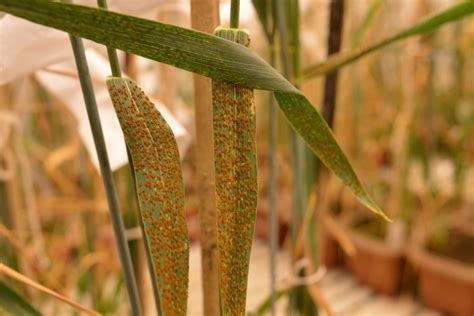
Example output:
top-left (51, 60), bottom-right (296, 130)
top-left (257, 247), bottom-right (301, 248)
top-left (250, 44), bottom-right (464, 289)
top-left (190, 1), bottom-right (220, 315)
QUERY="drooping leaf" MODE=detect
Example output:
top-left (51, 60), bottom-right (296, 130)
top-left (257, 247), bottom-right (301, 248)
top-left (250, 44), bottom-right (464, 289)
top-left (212, 27), bottom-right (258, 315)
top-left (0, 281), bottom-right (42, 316)
top-left (304, 0), bottom-right (474, 79)
top-left (0, 0), bottom-right (389, 220)
top-left (107, 77), bottom-right (189, 315)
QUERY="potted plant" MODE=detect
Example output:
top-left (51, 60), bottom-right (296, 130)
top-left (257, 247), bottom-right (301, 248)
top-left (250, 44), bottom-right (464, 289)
top-left (344, 210), bottom-right (407, 295)
top-left (409, 210), bottom-right (474, 316)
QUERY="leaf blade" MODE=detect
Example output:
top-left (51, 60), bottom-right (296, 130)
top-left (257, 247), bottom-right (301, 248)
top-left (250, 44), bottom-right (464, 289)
top-left (212, 28), bottom-right (258, 315)
top-left (0, 281), bottom-right (42, 316)
top-left (274, 92), bottom-right (389, 220)
top-left (0, 0), bottom-right (389, 218)
top-left (303, 1), bottom-right (474, 78)
top-left (107, 77), bottom-right (189, 315)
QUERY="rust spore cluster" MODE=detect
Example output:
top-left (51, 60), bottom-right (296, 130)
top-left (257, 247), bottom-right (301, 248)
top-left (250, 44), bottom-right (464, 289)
top-left (107, 78), bottom-right (189, 316)
top-left (212, 27), bottom-right (258, 316)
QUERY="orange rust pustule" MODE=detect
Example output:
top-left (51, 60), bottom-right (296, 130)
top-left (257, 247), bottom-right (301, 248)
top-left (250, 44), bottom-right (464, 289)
top-left (107, 78), bottom-right (189, 316)
top-left (212, 27), bottom-right (258, 316)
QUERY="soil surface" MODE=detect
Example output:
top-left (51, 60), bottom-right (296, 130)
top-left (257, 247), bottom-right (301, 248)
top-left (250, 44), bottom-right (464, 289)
top-left (428, 229), bottom-right (474, 264)
top-left (352, 217), bottom-right (387, 240)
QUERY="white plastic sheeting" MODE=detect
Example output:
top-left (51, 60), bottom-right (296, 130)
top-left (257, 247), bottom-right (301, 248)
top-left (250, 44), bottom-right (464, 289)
top-left (35, 50), bottom-right (189, 171)
top-left (0, 0), bottom-right (191, 171)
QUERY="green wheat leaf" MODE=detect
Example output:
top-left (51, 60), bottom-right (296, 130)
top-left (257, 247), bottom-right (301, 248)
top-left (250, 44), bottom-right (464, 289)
top-left (0, 281), bottom-right (42, 316)
top-left (106, 77), bottom-right (189, 316)
top-left (303, 0), bottom-right (474, 79)
top-left (0, 0), bottom-right (392, 219)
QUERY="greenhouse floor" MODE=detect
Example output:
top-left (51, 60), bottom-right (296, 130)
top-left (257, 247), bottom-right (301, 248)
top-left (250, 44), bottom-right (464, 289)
top-left (183, 241), bottom-right (444, 316)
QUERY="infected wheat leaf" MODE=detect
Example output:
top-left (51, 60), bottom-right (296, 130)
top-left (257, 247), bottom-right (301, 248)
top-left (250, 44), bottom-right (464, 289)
top-left (212, 27), bottom-right (258, 315)
top-left (107, 78), bottom-right (189, 316)
top-left (0, 0), bottom-right (398, 219)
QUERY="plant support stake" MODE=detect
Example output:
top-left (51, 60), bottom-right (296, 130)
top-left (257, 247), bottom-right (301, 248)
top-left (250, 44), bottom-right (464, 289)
top-left (190, 0), bottom-right (221, 314)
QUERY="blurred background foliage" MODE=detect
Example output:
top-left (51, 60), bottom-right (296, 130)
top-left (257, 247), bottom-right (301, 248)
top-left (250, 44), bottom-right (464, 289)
top-left (0, 0), bottom-right (473, 314)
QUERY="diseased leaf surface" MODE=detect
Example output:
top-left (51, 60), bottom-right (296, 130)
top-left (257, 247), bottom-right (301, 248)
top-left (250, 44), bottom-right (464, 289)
top-left (212, 27), bottom-right (258, 315)
top-left (107, 78), bottom-right (189, 316)
top-left (0, 0), bottom-right (394, 218)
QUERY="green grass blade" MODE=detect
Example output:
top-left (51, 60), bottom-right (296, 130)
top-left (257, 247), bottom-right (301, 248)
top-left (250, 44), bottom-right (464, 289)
top-left (0, 281), bottom-right (42, 316)
top-left (351, 0), bottom-right (383, 48)
top-left (212, 27), bottom-right (258, 315)
top-left (107, 77), bottom-right (189, 316)
top-left (303, 1), bottom-right (474, 79)
top-left (251, 288), bottom-right (289, 316)
top-left (0, 0), bottom-right (389, 219)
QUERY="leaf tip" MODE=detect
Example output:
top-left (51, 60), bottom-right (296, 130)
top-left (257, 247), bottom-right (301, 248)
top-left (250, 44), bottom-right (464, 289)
top-left (361, 196), bottom-right (392, 222)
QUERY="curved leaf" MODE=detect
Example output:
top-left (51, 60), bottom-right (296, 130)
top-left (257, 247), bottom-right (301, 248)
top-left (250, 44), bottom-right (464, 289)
top-left (107, 77), bottom-right (189, 315)
top-left (0, 0), bottom-right (388, 219)
top-left (304, 1), bottom-right (474, 79)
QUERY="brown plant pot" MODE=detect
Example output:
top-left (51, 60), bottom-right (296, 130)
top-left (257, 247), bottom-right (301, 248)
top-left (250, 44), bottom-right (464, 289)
top-left (409, 229), bottom-right (474, 316)
top-left (344, 229), bottom-right (405, 296)
top-left (321, 229), bottom-right (342, 268)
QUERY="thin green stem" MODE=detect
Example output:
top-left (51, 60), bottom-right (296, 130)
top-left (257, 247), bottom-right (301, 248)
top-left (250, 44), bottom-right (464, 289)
top-left (279, 0), bottom-right (315, 314)
top-left (290, 0), bottom-right (301, 84)
top-left (96, 0), bottom-right (161, 313)
top-left (275, 0), bottom-right (291, 79)
top-left (67, 34), bottom-right (143, 316)
top-left (288, 0), bottom-right (307, 216)
top-left (230, 0), bottom-right (240, 28)
top-left (126, 150), bottom-right (162, 316)
top-left (276, 0), bottom-right (304, 249)
top-left (268, 41), bottom-right (278, 316)
top-left (275, 2), bottom-right (297, 313)
top-left (62, 1), bottom-right (142, 315)
top-left (264, 4), bottom-right (278, 314)
top-left (97, 1), bottom-right (121, 77)
top-left (106, 46), bottom-right (122, 77)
